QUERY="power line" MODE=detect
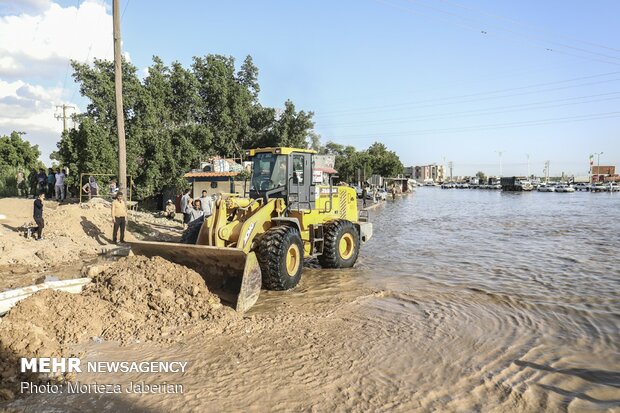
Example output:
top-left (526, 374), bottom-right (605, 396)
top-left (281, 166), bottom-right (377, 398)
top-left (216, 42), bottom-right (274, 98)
top-left (404, 0), bottom-right (620, 62)
top-left (314, 73), bottom-right (620, 117)
top-left (376, 0), bottom-right (620, 67)
top-left (121, 0), bottom-right (131, 20)
top-left (319, 93), bottom-right (620, 128)
top-left (435, 0), bottom-right (620, 53)
top-left (329, 111), bottom-right (620, 139)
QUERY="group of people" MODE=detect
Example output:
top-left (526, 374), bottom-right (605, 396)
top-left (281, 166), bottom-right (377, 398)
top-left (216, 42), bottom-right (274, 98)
top-left (174, 189), bottom-right (214, 226)
top-left (16, 168), bottom-right (67, 201)
top-left (30, 190), bottom-right (129, 244)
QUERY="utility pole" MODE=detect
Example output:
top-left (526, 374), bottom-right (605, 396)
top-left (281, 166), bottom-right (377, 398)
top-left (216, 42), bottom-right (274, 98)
top-left (526, 153), bottom-right (530, 178)
top-left (55, 104), bottom-right (75, 132)
top-left (595, 152), bottom-right (603, 182)
top-left (113, 0), bottom-right (127, 194)
top-left (448, 161), bottom-right (453, 181)
top-left (544, 160), bottom-right (550, 183)
top-left (495, 150), bottom-right (503, 177)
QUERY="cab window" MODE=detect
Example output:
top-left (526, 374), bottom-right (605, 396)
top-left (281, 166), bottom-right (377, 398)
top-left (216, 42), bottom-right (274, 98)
top-left (292, 155), bottom-right (304, 184)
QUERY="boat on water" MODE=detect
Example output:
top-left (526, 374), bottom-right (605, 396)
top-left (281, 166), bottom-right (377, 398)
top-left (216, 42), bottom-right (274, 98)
top-left (555, 184), bottom-right (575, 193)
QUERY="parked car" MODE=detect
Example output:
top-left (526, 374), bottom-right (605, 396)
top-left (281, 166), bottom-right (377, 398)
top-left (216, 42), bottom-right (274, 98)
top-left (591, 183), bottom-right (608, 192)
top-left (574, 183), bottom-right (590, 191)
top-left (555, 184), bottom-right (575, 193)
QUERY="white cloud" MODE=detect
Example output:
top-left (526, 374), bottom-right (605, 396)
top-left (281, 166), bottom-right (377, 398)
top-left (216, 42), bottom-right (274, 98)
top-left (0, 0), bottom-right (114, 162)
top-left (0, 0), bottom-right (113, 79)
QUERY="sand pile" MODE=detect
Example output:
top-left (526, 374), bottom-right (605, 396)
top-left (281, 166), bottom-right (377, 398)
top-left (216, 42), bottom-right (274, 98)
top-left (0, 256), bottom-right (237, 400)
top-left (0, 200), bottom-right (118, 267)
top-left (0, 198), bottom-right (181, 271)
top-left (84, 256), bottom-right (232, 343)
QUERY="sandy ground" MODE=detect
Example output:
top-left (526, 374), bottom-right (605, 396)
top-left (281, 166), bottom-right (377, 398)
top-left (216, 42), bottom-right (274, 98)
top-left (0, 198), bottom-right (183, 291)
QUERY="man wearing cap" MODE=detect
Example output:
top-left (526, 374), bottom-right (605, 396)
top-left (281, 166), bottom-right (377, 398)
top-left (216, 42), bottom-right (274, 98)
top-left (164, 199), bottom-right (176, 220)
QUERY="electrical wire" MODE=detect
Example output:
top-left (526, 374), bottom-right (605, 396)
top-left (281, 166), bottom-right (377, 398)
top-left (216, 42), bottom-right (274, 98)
top-left (320, 92), bottom-right (620, 128)
top-left (328, 111), bottom-right (620, 140)
top-left (314, 73), bottom-right (620, 117)
top-left (435, 0), bottom-right (620, 53)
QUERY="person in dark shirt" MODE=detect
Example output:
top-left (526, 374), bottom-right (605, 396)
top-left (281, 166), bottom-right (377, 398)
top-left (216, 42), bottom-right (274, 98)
top-left (33, 192), bottom-right (45, 240)
top-left (36, 169), bottom-right (47, 194)
top-left (46, 168), bottom-right (56, 198)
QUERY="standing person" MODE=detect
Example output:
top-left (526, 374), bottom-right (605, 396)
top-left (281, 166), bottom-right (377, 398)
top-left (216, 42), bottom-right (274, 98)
top-left (111, 192), bottom-right (128, 244)
top-left (33, 192), bottom-right (45, 240)
top-left (36, 169), bottom-right (47, 194)
top-left (199, 190), bottom-right (213, 218)
top-left (361, 185), bottom-right (368, 208)
top-left (373, 186), bottom-right (378, 203)
top-left (46, 168), bottom-right (55, 198)
top-left (189, 199), bottom-right (204, 223)
top-left (180, 189), bottom-right (192, 227)
top-left (82, 176), bottom-right (99, 200)
top-left (108, 179), bottom-right (119, 199)
top-left (391, 185), bottom-right (397, 200)
top-left (54, 168), bottom-right (65, 201)
top-left (15, 169), bottom-right (25, 197)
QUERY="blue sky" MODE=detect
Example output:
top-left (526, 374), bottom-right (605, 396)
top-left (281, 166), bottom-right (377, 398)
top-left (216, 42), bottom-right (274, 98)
top-left (1, 0), bottom-right (619, 176)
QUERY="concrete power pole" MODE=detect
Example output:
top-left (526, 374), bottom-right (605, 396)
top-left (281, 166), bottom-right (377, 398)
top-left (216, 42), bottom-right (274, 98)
top-left (113, 0), bottom-right (127, 194)
top-left (495, 150), bottom-right (503, 177)
top-left (526, 153), bottom-right (530, 178)
top-left (55, 104), bottom-right (75, 132)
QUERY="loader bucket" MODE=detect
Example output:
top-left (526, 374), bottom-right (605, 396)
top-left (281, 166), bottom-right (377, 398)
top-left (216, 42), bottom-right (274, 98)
top-left (127, 241), bottom-right (262, 312)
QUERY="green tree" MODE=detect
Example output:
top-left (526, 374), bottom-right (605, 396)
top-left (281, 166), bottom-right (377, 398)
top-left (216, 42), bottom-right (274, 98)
top-left (475, 171), bottom-right (486, 182)
top-left (0, 131), bottom-right (44, 196)
top-left (366, 142), bottom-right (404, 177)
top-left (55, 53), bottom-right (317, 199)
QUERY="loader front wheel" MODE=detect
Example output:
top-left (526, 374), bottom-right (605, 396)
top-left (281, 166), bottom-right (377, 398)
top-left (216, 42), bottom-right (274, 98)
top-left (319, 220), bottom-right (360, 269)
top-left (257, 226), bottom-right (304, 290)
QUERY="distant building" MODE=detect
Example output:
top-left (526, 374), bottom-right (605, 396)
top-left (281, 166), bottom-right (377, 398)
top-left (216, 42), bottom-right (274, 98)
top-left (591, 165), bottom-right (617, 183)
top-left (406, 164), bottom-right (445, 182)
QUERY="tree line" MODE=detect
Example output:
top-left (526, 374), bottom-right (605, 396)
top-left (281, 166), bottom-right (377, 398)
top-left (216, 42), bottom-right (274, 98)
top-left (1, 53), bottom-right (404, 199)
top-left (0, 131), bottom-right (44, 197)
top-left (54, 54), bottom-right (316, 198)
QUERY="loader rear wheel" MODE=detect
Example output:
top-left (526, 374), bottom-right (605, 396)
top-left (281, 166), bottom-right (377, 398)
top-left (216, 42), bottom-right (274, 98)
top-left (257, 226), bottom-right (304, 290)
top-left (319, 220), bottom-right (360, 269)
top-left (180, 215), bottom-right (204, 244)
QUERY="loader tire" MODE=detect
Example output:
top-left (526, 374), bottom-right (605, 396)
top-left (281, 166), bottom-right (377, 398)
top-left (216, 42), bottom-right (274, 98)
top-left (180, 215), bottom-right (204, 244)
top-left (319, 220), bottom-right (360, 269)
top-left (257, 226), bottom-right (304, 290)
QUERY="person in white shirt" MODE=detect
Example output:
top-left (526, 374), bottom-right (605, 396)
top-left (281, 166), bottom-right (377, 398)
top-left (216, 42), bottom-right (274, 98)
top-left (189, 199), bottom-right (204, 223)
top-left (199, 190), bottom-right (213, 217)
top-left (54, 169), bottom-right (65, 201)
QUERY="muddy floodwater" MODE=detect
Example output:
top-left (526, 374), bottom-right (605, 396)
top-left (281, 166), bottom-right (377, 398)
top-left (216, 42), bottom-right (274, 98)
top-left (5, 189), bottom-right (620, 412)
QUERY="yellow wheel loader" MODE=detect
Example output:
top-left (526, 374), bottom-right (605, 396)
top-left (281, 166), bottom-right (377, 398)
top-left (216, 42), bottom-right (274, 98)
top-left (128, 147), bottom-right (373, 312)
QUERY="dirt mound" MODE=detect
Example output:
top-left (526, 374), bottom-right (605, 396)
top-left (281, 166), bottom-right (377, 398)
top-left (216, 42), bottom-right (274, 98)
top-left (0, 200), bottom-right (118, 268)
top-left (0, 198), bottom-right (182, 282)
top-left (84, 256), bottom-right (232, 343)
top-left (0, 256), bottom-right (237, 400)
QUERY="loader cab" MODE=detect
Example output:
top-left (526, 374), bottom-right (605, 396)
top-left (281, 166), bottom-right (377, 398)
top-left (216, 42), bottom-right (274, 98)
top-left (247, 147), bottom-right (315, 210)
